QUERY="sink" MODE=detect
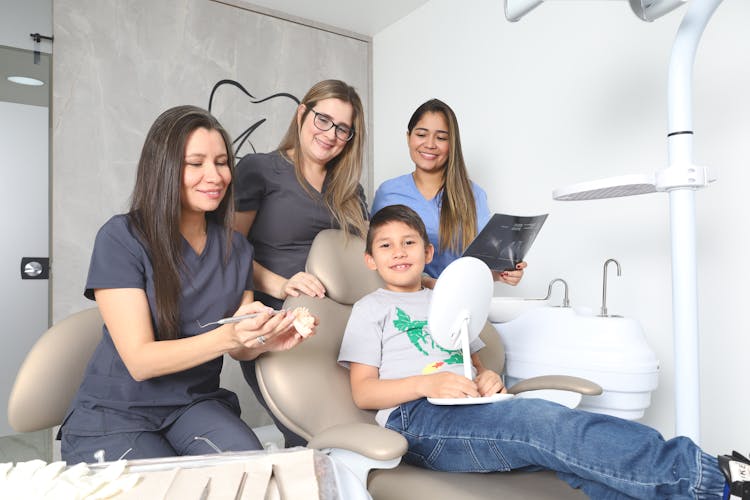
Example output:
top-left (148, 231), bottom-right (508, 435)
top-left (494, 306), bottom-right (660, 420)
top-left (488, 296), bottom-right (550, 323)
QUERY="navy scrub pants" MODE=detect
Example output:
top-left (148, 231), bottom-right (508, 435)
top-left (61, 399), bottom-right (262, 464)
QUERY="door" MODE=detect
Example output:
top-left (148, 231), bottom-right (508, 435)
top-left (0, 99), bottom-right (49, 437)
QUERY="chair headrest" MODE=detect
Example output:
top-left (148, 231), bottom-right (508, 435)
top-left (306, 229), bottom-right (384, 305)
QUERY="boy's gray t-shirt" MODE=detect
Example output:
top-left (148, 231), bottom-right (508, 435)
top-left (339, 288), bottom-right (485, 426)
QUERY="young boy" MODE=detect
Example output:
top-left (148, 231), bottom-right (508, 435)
top-left (338, 204), bottom-right (750, 500)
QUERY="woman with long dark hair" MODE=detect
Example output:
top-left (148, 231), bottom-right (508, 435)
top-left (371, 99), bottom-right (526, 288)
top-left (59, 105), bottom-right (311, 463)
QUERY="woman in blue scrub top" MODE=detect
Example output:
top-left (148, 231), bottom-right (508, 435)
top-left (371, 98), bottom-right (527, 288)
top-left (59, 106), bottom-right (311, 464)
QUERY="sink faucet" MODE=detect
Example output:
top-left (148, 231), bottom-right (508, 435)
top-left (600, 258), bottom-right (621, 317)
top-left (545, 278), bottom-right (570, 307)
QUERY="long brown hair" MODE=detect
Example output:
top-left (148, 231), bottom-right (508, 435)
top-left (407, 99), bottom-right (478, 253)
top-left (278, 79), bottom-right (367, 237)
top-left (129, 105), bottom-right (236, 340)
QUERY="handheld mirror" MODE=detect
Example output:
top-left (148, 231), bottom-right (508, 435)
top-left (427, 257), bottom-right (514, 405)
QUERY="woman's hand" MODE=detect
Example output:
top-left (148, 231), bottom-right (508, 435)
top-left (279, 271), bottom-right (326, 300)
top-left (229, 302), bottom-right (317, 359)
top-left (493, 261), bottom-right (527, 286)
top-left (226, 301), bottom-right (287, 352)
top-left (475, 370), bottom-right (506, 397)
top-left (256, 308), bottom-right (319, 352)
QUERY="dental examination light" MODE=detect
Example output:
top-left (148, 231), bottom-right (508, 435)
top-left (504, 0), bottom-right (686, 22)
top-left (507, 0), bottom-right (724, 443)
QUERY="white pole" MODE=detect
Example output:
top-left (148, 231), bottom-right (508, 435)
top-left (461, 318), bottom-right (473, 381)
top-left (668, 188), bottom-right (700, 441)
top-left (666, 0), bottom-right (723, 443)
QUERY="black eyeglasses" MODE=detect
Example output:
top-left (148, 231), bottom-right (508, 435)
top-left (306, 106), bottom-right (355, 142)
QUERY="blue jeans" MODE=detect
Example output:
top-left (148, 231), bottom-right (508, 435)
top-left (385, 398), bottom-right (725, 499)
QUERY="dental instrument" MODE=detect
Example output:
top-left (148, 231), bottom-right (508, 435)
top-left (197, 310), bottom-right (283, 328)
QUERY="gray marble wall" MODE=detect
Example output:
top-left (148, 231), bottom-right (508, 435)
top-left (53, 0), bottom-right (370, 430)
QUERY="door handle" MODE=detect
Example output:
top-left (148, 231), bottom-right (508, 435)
top-left (20, 257), bottom-right (49, 280)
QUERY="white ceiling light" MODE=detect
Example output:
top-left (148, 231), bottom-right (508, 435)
top-left (7, 76), bottom-right (44, 86)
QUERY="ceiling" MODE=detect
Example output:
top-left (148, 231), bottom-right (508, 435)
top-left (227, 0), bottom-right (431, 37)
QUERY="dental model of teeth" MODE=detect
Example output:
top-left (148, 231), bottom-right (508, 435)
top-left (292, 307), bottom-right (315, 338)
top-left (0, 459), bottom-right (139, 499)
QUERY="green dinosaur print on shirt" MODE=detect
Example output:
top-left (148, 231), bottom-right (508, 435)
top-left (393, 307), bottom-right (462, 364)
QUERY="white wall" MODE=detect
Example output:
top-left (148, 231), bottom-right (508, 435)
top-left (0, 102), bottom-right (49, 437)
top-left (373, 0), bottom-right (750, 455)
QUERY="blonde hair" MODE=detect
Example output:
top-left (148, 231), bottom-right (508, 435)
top-left (278, 79), bottom-right (367, 238)
top-left (407, 99), bottom-right (478, 253)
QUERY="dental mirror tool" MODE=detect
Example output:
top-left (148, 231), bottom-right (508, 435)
top-left (197, 310), bottom-right (283, 328)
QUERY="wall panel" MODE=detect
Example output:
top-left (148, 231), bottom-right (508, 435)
top-left (53, 0), bottom-right (370, 429)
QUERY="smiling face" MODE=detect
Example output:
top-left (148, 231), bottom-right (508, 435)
top-left (297, 97), bottom-right (354, 167)
top-left (365, 220), bottom-right (434, 293)
top-left (407, 111), bottom-right (450, 174)
top-left (180, 127), bottom-right (231, 217)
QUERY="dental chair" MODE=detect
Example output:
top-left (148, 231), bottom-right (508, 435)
top-left (8, 307), bottom-right (103, 433)
top-left (256, 229), bottom-right (599, 500)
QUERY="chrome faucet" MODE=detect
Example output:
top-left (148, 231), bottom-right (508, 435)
top-left (600, 258), bottom-right (622, 317)
top-left (544, 278), bottom-right (570, 308)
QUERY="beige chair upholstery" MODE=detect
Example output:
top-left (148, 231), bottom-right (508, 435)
top-left (256, 229), bottom-right (592, 500)
top-left (8, 307), bottom-right (102, 433)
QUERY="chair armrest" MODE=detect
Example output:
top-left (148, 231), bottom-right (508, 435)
top-left (308, 422), bottom-right (407, 461)
top-left (507, 375), bottom-right (602, 396)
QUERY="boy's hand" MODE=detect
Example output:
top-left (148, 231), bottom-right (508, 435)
top-left (475, 370), bottom-right (506, 397)
top-left (421, 372), bottom-right (480, 399)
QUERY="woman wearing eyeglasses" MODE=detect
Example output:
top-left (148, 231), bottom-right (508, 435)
top-left (232, 79), bottom-right (368, 446)
top-left (233, 79), bottom-right (368, 311)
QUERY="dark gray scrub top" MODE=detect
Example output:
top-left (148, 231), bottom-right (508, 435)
top-left (60, 214), bottom-right (254, 437)
top-left (234, 150), bottom-right (366, 309)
